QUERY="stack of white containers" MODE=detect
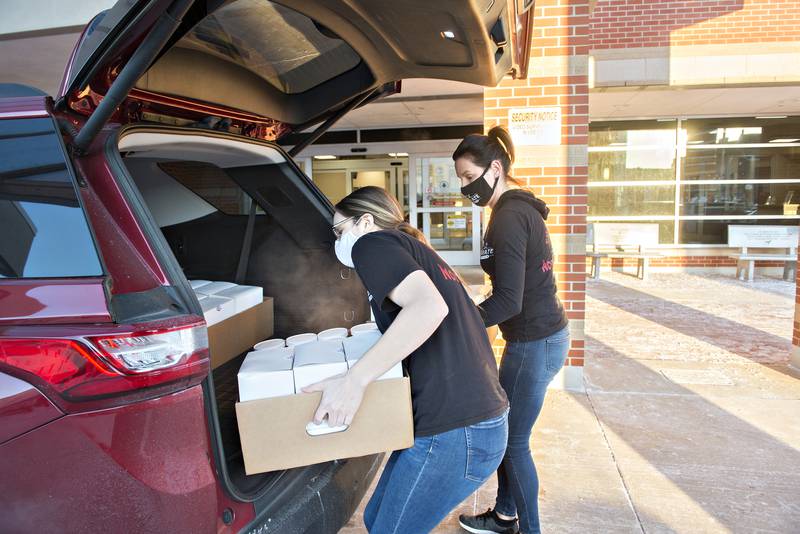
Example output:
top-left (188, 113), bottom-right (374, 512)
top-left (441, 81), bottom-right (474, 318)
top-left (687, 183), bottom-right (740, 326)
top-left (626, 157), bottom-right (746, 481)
top-left (237, 322), bottom-right (403, 402)
top-left (190, 280), bottom-right (264, 326)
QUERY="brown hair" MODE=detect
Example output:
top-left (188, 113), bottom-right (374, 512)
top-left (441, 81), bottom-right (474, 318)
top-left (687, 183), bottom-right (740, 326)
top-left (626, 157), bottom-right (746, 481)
top-left (452, 125), bottom-right (522, 185)
top-left (335, 186), bottom-right (427, 244)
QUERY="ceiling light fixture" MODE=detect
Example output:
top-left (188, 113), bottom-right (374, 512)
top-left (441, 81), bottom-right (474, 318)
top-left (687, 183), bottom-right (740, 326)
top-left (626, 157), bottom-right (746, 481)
top-left (313, 155), bottom-right (337, 160)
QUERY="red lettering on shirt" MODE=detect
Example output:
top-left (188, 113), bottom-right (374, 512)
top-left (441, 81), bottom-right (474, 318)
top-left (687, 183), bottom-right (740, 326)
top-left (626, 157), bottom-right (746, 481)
top-left (438, 264), bottom-right (459, 282)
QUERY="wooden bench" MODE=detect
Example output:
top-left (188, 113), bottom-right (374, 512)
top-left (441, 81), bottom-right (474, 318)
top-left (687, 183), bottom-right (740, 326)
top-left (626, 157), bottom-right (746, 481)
top-left (728, 225), bottom-right (798, 282)
top-left (588, 223), bottom-right (662, 281)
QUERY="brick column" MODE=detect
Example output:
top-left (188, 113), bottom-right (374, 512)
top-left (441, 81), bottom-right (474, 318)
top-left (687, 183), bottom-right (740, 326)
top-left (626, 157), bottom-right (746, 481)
top-left (484, 0), bottom-right (589, 390)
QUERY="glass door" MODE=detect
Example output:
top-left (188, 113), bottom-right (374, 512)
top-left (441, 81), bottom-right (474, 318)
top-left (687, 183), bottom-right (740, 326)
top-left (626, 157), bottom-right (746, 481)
top-left (410, 154), bottom-right (481, 265)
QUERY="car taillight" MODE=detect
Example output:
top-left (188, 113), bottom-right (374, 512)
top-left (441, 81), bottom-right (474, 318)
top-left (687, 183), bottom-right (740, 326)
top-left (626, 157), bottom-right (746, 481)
top-left (0, 320), bottom-right (209, 413)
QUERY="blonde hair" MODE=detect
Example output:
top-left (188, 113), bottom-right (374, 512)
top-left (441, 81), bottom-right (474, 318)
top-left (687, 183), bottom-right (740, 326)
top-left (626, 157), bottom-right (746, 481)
top-left (335, 186), bottom-right (427, 244)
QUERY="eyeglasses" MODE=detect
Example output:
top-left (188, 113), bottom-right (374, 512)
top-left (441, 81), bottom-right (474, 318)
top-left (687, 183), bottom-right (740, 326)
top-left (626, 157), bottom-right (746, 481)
top-left (331, 216), bottom-right (355, 239)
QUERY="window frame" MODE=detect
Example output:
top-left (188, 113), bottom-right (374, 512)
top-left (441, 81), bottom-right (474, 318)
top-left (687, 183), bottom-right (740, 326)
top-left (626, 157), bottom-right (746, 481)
top-left (588, 116), bottom-right (800, 246)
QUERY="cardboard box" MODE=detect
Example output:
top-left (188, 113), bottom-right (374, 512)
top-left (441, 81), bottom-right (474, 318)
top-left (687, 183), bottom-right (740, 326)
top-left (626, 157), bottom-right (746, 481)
top-left (237, 349), bottom-right (295, 401)
top-left (235, 377), bottom-right (413, 474)
top-left (293, 339), bottom-right (348, 390)
top-left (207, 297), bottom-right (274, 369)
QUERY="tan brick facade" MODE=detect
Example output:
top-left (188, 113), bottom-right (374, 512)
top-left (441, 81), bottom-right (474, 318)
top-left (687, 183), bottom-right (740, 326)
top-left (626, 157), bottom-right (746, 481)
top-left (591, 0), bottom-right (800, 50)
top-left (484, 0), bottom-right (590, 377)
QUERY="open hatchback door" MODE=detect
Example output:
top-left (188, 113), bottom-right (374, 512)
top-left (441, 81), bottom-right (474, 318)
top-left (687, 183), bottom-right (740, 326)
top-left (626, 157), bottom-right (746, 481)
top-left (57, 0), bottom-right (534, 151)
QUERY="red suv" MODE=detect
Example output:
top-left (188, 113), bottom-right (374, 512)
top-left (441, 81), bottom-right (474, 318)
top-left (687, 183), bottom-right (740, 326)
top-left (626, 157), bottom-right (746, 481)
top-left (0, 1), bottom-right (530, 532)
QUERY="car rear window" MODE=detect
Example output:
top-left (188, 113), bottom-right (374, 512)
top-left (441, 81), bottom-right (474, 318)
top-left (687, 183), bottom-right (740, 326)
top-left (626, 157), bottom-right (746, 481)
top-left (157, 160), bottom-right (264, 216)
top-left (0, 118), bottom-right (103, 278)
top-left (178, 0), bottom-right (361, 94)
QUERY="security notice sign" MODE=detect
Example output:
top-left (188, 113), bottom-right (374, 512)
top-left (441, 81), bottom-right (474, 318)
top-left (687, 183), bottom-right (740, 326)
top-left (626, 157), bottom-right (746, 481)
top-left (508, 107), bottom-right (561, 146)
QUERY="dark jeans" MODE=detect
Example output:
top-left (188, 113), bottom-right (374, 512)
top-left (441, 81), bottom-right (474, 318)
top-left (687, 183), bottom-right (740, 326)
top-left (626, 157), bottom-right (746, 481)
top-left (494, 326), bottom-right (570, 534)
top-left (364, 410), bottom-right (509, 534)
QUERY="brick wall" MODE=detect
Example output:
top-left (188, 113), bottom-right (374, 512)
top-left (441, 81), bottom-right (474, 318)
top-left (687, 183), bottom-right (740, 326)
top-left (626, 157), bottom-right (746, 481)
top-left (484, 0), bottom-right (589, 371)
top-left (591, 0), bottom-right (800, 50)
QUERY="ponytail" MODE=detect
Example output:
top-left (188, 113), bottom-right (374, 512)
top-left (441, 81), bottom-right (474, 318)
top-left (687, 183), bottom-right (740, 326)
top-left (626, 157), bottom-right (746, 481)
top-left (335, 186), bottom-right (429, 245)
top-left (452, 124), bottom-right (522, 185)
top-left (397, 220), bottom-right (427, 243)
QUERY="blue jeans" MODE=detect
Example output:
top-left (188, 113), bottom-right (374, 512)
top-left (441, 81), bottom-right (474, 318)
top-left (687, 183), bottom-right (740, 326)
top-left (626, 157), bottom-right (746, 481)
top-left (495, 326), bottom-right (570, 534)
top-left (364, 410), bottom-right (509, 533)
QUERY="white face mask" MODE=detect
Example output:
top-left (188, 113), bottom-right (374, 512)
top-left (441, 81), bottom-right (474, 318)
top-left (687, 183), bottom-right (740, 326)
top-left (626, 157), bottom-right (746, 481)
top-left (334, 219), bottom-right (363, 268)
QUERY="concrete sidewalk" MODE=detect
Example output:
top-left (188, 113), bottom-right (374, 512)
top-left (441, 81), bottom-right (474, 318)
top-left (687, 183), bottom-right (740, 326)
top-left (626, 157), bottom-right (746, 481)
top-left (343, 271), bottom-right (800, 533)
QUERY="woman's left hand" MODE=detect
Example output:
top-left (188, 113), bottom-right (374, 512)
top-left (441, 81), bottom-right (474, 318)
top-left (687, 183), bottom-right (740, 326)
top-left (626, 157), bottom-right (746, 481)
top-left (302, 373), bottom-right (367, 427)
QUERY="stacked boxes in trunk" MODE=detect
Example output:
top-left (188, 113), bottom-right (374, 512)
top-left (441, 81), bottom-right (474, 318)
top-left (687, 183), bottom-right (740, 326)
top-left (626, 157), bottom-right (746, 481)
top-left (191, 280), bottom-right (274, 369)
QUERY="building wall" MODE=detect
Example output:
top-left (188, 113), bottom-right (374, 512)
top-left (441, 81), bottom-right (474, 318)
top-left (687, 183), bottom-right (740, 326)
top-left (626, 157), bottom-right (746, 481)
top-left (485, 0), bottom-right (590, 390)
top-left (589, 0), bottom-right (800, 88)
top-left (591, 0), bottom-right (800, 50)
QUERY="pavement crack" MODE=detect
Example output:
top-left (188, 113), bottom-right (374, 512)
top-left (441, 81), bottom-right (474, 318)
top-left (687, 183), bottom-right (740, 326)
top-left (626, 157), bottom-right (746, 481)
top-left (584, 387), bottom-right (647, 534)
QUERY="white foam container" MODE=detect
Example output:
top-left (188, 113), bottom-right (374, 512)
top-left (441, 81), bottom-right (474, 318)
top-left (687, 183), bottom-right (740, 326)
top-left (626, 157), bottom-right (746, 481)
top-left (342, 331), bottom-right (381, 362)
top-left (286, 333), bottom-right (318, 347)
top-left (293, 339), bottom-right (348, 390)
top-left (317, 327), bottom-right (348, 341)
top-left (200, 295), bottom-right (236, 326)
top-left (247, 346), bottom-right (294, 362)
top-left (190, 280), bottom-right (212, 290)
top-left (351, 322), bottom-right (379, 335)
top-left (196, 281), bottom-right (237, 296)
top-left (237, 351), bottom-right (295, 401)
top-left (215, 285), bottom-right (263, 313)
top-left (254, 338), bottom-right (286, 351)
top-left (343, 331), bottom-right (402, 380)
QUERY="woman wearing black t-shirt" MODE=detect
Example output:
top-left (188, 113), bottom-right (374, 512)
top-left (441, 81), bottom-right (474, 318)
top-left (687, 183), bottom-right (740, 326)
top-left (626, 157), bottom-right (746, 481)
top-left (454, 126), bottom-right (570, 534)
top-left (303, 186), bottom-right (509, 533)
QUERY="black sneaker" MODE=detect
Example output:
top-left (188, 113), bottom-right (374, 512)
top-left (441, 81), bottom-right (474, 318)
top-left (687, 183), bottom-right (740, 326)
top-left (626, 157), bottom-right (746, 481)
top-left (458, 509), bottom-right (520, 534)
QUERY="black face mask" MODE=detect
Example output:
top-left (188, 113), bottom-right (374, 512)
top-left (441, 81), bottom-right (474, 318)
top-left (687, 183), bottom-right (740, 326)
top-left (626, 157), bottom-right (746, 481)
top-left (460, 164), bottom-right (498, 207)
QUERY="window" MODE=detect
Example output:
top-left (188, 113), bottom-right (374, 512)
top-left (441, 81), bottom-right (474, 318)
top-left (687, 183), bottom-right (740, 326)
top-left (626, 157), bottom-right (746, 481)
top-left (588, 117), bottom-right (800, 245)
top-left (679, 219), bottom-right (794, 245)
top-left (683, 116), bottom-right (800, 145)
top-left (0, 118), bottom-right (103, 278)
top-left (590, 120), bottom-right (677, 183)
top-left (680, 183), bottom-right (797, 217)
top-left (589, 185), bottom-right (675, 217)
top-left (157, 161), bottom-right (263, 216)
top-left (682, 146), bottom-right (800, 181)
top-left (179, 0), bottom-right (361, 94)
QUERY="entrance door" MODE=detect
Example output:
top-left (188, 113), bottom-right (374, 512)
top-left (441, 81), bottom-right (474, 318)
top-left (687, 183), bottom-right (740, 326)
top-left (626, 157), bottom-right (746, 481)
top-left (410, 155), bottom-right (481, 265)
top-left (312, 157), bottom-right (408, 213)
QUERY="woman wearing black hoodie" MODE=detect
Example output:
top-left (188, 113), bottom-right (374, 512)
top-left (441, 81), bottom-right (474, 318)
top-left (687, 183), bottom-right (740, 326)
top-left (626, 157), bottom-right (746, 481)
top-left (454, 126), bottom-right (569, 534)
